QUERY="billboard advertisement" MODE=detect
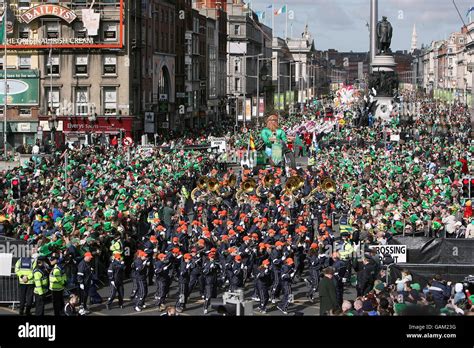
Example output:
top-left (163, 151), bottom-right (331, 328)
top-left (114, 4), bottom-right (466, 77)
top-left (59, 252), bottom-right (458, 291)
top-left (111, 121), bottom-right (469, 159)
top-left (0, 0), bottom-right (124, 49)
top-left (0, 69), bottom-right (39, 105)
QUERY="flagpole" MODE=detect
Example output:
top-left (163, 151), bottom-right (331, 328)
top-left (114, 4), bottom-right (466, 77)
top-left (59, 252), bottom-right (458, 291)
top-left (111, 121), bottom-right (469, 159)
top-left (285, 4), bottom-right (288, 39)
top-left (3, 0), bottom-right (7, 159)
top-left (272, 2), bottom-right (275, 31)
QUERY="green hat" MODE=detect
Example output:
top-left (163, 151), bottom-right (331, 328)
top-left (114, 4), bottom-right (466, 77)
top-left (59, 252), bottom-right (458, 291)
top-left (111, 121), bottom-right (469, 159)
top-left (394, 303), bottom-right (407, 315)
top-left (103, 222), bottom-right (113, 232)
top-left (411, 283), bottom-right (421, 291)
top-left (374, 283), bottom-right (385, 291)
top-left (63, 222), bottom-right (73, 233)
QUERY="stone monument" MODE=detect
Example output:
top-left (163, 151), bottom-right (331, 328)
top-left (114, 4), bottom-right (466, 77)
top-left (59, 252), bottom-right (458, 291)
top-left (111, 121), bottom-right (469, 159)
top-left (369, 14), bottom-right (399, 120)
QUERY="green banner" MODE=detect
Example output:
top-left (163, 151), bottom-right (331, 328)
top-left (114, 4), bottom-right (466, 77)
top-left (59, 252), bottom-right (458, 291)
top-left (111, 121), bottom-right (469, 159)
top-left (0, 69), bottom-right (39, 105)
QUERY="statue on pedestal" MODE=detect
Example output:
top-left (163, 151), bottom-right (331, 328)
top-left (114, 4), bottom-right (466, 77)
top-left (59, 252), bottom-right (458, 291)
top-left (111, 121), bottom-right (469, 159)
top-left (376, 16), bottom-right (393, 55)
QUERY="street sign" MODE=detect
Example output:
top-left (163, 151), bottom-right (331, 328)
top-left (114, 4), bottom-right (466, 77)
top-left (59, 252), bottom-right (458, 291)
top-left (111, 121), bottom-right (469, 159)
top-left (123, 137), bottom-right (133, 146)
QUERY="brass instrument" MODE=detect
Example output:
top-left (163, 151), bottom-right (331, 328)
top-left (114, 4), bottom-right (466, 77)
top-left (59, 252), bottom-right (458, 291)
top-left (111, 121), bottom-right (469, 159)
top-left (241, 178), bottom-right (256, 193)
top-left (256, 174), bottom-right (275, 198)
top-left (285, 176), bottom-right (304, 193)
top-left (234, 177), bottom-right (256, 206)
top-left (235, 189), bottom-right (248, 206)
top-left (280, 176), bottom-right (304, 207)
top-left (228, 174), bottom-right (237, 188)
top-left (191, 187), bottom-right (207, 203)
top-left (207, 178), bottom-right (220, 192)
top-left (303, 177), bottom-right (336, 204)
top-left (321, 177), bottom-right (336, 193)
top-left (191, 176), bottom-right (210, 203)
top-left (196, 176), bottom-right (209, 190)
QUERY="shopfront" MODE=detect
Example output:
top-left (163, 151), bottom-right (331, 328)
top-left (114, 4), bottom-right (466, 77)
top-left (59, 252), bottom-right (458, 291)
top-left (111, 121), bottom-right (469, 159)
top-left (38, 116), bottom-right (133, 147)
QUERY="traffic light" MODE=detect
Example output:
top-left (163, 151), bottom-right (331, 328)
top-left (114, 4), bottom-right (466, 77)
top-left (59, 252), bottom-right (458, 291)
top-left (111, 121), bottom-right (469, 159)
top-left (462, 177), bottom-right (473, 199)
top-left (19, 175), bottom-right (28, 196)
top-left (11, 177), bottom-right (20, 200)
top-left (471, 178), bottom-right (474, 199)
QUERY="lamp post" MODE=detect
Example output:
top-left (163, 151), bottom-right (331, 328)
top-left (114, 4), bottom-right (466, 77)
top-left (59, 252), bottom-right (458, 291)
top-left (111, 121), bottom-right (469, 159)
top-left (48, 113), bottom-right (58, 148)
top-left (88, 112), bottom-right (97, 146)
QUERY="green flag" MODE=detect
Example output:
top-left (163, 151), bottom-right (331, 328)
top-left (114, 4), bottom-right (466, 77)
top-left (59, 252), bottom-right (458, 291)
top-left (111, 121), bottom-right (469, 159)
top-left (0, 12), bottom-right (5, 45)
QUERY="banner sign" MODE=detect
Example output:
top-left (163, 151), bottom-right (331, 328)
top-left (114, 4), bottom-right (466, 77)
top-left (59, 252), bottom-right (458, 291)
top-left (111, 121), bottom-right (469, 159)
top-left (0, 69), bottom-right (39, 105)
top-left (370, 245), bottom-right (407, 263)
top-left (258, 97), bottom-right (265, 117)
top-left (20, 4), bottom-right (77, 24)
top-left (245, 99), bottom-right (251, 121)
top-left (209, 137), bottom-right (227, 153)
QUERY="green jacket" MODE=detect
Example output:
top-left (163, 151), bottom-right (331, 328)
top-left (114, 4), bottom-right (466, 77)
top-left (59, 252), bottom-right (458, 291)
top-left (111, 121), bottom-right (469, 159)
top-left (319, 276), bottom-right (339, 315)
top-left (260, 128), bottom-right (287, 148)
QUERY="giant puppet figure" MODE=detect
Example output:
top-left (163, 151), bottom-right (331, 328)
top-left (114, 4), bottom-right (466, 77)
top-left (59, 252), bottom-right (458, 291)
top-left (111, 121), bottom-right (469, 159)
top-left (260, 114), bottom-right (288, 165)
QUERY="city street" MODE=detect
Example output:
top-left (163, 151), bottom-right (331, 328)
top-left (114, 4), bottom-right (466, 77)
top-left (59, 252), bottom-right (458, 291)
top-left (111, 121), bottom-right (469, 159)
top-left (0, 275), bottom-right (357, 317)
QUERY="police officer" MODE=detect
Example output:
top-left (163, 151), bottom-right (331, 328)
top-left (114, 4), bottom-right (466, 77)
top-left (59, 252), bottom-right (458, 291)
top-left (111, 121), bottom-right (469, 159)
top-left (305, 243), bottom-right (321, 302)
top-left (33, 257), bottom-right (49, 316)
top-left (133, 250), bottom-right (149, 312)
top-left (176, 253), bottom-right (192, 313)
top-left (338, 232), bottom-right (354, 283)
top-left (106, 252), bottom-right (125, 310)
top-left (202, 251), bottom-right (218, 314)
top-left (277, 258), bottom-right (295, 315)
top-left (110, 233), bottom-right (123, 256)
top-left (255, 259), bottom-right (272, 314)
top-left (14, 256), bottom-right (34, 315)
top-left (154, 253), bottom-right (171, 311)
top-left (49, 254), bottom-right (66, 316)
top-left (77, 252), bottom-right (94, 315)
top-left (230, 255), bottom-right (245, 291)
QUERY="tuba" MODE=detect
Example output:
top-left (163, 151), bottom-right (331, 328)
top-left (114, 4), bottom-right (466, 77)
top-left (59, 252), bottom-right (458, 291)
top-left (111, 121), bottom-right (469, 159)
top-left (256, 174), bottom-right (275, 198)
top-left (321, 177), bottom-right (336, 193)
top-left (191, 176), bottom-right (210, 203)
top-left (235, 178), bottom-right (256, 206)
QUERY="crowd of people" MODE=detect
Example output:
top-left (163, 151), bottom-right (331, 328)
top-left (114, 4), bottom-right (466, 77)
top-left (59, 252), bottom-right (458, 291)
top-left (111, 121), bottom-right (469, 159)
top-left (1, 96), bottom-right (473, 317)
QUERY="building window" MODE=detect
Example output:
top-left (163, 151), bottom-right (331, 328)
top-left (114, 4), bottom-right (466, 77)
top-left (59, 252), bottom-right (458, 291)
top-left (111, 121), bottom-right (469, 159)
top-left (103, 88), bottom-right (117, 115)
top-left (235, 78), bottom-right (241, 92)
top-left (46, 88), bottom-right (60, 114)
top-left (103, 23), bottom-right (117, 41)
top-left (103, 55), bottom-right (117, 75)
top-left (75, 88), bottom-right (89, 115)
top-left (75, 55), bottom-right (88, 75)
top-left (234, 59), bottom-right (240, 73)
top-left (18, 55), bottom-right (31, 69)
top-left (47, 55), bottom-right (60, 75)
top-left (19, 108), bottom-right (31, 117)
top-left (19, 25), bottom-right (29, 39)
top-left (74, 22), bottom-right (87, 38)
top-left (46, 22), bottom-right (60, 39)
top-left (234, 25), bottom-right (240, 36)
top-left (18, 0), bottom-right (30, 8)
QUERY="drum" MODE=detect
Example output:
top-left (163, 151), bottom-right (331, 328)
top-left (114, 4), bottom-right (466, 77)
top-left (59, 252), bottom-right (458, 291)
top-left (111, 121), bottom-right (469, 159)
top-left (271, 143), bottom-right (283, 165)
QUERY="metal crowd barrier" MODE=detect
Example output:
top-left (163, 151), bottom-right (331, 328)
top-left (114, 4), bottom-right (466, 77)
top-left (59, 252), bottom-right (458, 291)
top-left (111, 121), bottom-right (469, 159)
top-left (386, 263), bottom-right (474, 285)
top-left (0, 273), bottom-right (19, 310)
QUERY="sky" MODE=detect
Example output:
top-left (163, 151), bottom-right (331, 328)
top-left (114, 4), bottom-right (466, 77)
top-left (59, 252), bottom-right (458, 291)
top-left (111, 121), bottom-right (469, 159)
top-left (248, 0), bottom-right (473, 52)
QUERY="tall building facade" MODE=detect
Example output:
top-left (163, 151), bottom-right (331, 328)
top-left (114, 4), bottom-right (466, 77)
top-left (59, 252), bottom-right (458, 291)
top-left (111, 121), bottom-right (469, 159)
top-left (2, 0), bottom-right (140, 148)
